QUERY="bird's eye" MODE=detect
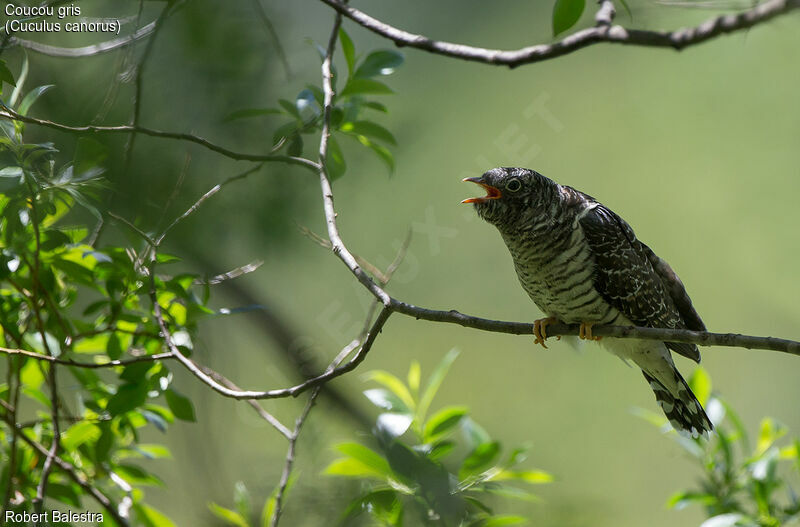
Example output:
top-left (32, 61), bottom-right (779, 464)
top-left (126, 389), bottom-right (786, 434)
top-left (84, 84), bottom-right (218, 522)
top-left (506, 178), bottom-right (522, 192)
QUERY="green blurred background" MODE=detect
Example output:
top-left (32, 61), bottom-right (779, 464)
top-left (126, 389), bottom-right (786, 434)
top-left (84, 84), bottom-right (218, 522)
top-left (5, 0), bottom-right (799, 524)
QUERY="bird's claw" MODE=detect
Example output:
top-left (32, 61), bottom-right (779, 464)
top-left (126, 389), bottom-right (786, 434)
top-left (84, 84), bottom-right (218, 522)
top-left (579, 322), bottom-right (602, 341)
top-left (533, 317), bottom-right (560, 349)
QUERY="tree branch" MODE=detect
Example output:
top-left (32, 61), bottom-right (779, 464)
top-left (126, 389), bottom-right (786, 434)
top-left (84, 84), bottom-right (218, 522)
top-left (390, 301), bottom-right (800, 355)
top-left (0, 346), bottom-right (174, 368)
top-left (317, 0), bottom-right (799, 68)
top-left (0, 107), bottom-right (319, 170)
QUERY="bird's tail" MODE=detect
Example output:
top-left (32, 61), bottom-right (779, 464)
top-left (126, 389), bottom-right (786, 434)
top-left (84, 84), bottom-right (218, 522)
top-left (642, 370), bottom-right (713, 438)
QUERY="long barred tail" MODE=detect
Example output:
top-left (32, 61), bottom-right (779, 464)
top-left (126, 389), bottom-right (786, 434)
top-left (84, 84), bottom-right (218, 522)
top-left (642, 370), bottom-right (713, 438)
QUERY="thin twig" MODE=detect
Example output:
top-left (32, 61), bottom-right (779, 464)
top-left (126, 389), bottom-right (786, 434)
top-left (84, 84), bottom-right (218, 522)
top-left (0, 107), bottom-right (319, 170)
top-left (318, 0), bottom-right (799, 68)
top-left (191, 362), bottom-right (293, 439)
top-left (0, 347), bottom-right (174, 368)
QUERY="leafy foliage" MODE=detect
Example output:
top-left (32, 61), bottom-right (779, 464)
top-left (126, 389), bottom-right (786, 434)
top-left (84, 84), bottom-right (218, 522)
top-left (226, 29), bottom-right (402, 178)
top-left (324, 349), bottom-right (552, 526)
top-left (0, 63), bottom-right (214, 524)
top-left (640, 368), bottom-right (800, 527)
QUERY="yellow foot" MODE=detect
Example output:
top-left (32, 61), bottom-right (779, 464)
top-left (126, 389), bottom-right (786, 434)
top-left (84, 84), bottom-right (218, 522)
top-left (579, 321), bottom-right (602, 341)
top-left (533, 317), bottom-right (560, 349)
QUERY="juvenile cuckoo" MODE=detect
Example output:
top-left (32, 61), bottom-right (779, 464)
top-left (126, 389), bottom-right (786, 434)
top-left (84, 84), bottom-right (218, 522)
top-left (463, 167), bottom-right (712, 437)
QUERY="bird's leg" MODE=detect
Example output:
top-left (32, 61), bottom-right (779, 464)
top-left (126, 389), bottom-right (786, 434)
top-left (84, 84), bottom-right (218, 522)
top-left (533, 317), bottom-right (560, 349)
top-left (579, 321), bottom-right (602, 341)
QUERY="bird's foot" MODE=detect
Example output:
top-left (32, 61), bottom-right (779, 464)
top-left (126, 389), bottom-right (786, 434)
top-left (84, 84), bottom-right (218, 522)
top-left (579, 321), bottom-right (602, 341)
top-left (533, 317), bottom-right (560, 349)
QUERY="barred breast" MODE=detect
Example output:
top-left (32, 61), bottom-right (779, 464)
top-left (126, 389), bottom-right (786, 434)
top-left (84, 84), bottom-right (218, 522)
top-left (501, 215), bottom-right (623, 326)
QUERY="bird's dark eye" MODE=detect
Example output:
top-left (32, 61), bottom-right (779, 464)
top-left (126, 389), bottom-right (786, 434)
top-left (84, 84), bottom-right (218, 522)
top-left (506, 178), bottom-right (522, 192)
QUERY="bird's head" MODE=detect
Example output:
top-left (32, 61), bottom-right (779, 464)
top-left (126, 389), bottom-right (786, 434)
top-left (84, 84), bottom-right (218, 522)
top-left (462, 167), bottom-right (555, 228)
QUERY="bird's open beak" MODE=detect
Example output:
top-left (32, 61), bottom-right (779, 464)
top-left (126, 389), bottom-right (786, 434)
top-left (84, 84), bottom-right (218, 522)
top-left (461, 177), bottom-right (502, 204)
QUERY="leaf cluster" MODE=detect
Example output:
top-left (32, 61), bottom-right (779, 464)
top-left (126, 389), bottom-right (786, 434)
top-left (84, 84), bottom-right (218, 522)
top-left (639, 368), bottom-right (800, 527)
top-left (324, 349), bottom-right (552, 526)
top-left (226, 29), bottom-right (402, 179)
top-left (0, 59), bottom-right (214, 526)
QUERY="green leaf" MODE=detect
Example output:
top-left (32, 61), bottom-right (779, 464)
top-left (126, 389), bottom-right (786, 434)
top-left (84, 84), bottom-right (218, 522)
top-left (407, 361), bottom-right (420, 398)
top-left (482, 516), bottom-right (528, 527)
top-left (107, 383), bottom-right (148, 416)
top-left (341, 79), bottom-right (394, 97)
top-left (278, 98), bottom-right (300, 119)
top-left (224, 107), bottom-right (281, 122)
top-left (461, 417), bottom-right (492, 451)
top-left (326, 135), bottom-right (346, 181)
top-left (61, 421), bottom-right (101, 451)
top-left (363, 370), bottom-right (415, 410)
top-left (115, 464), bottom-right (164, 486)
top-left (339, 28), bottom-right (356, 76)
top-left (362, 101), bottom-right (388, 113)
top-left (295, 88), bottom-right (320, 123)
top-left (18, 85), bottom-right (54, 116)
top-left (689, 367), bottom-right (711, 406)
top-left (424, 406), bottom-right (468, 442)
top-left (354, 50), bottom-right (404, 78)
top-left (367, 143), bottom-right (395, 174)
top-left (9, 54), bottom-right (28, 107)
top-left (165, 388), bottom-right (197, 422)
top-left (73, 137), bottom-right (108, 180)
top-left (429, 440), bottom-right (456, 461)
top-left (340, 120), bottom-right (397, 145)
top-left (135, 504), bottom-right (177, 527)
top-left (375, 412), bottom-right (413, 442)
top-left (363, 388), bottom-right (408, 414)
top-left (324, 458), bottom-right (388, 479)
top-left (335, 442), bottom-right (393, 477)
top-left (0, 59), bottom-right (16, 92)
top-left (460, 441), bottom-right (501, 479)
top-left (667, 491), bottom-right (716, 510)
top-left (756, 417), bottom-right (786, 457)
top-left (491, 469), bottom-right (553, 484)
top-left (208, 503), bottom-right (249, 527)
top-left (46, 482), bottom-right (81, 507)
top-left (418, 348), bottom-right (459, 423)
top-left (262, 472), bottom-right (298, 527)
top-left (234, 481), bottom-right (251, 519)
top-left (552, 0), bottom-right (586, 36)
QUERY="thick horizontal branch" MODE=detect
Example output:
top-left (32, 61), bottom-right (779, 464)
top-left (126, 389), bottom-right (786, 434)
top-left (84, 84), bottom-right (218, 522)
top-left (318, 0), bottom-right (799, 68)
top-left (0, 108), bottom-right (319, 170)
top-left (390, 301), bottom-right (800, 356)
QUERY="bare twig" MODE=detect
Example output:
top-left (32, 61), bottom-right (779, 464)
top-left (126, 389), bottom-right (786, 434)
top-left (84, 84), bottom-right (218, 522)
top-left (191, 362), bottom-right (293, 439)
top-left (0, 347), bottom-right (173, 368)
top-left (318, 0), bottom-right (799, 68)
top-left (0, 107), bottom-right (319, 170)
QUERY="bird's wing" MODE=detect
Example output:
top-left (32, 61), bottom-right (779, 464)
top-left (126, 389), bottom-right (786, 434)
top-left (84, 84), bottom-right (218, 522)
top-left (578, 204), bottom-right (702, 363)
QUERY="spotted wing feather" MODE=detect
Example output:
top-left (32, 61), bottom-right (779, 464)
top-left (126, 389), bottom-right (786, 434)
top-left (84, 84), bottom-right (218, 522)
top-left (578, 204), bottom-right (703, 362)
